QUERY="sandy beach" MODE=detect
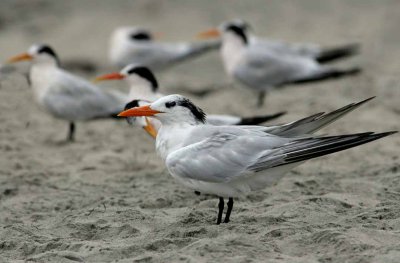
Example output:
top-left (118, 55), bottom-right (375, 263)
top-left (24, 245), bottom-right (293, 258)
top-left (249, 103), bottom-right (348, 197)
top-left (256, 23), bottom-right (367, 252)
top-left (0, 0), bottom-right (399, 262)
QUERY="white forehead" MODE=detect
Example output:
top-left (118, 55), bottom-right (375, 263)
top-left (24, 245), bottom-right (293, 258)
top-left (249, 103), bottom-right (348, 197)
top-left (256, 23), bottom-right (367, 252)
top-left (28, 44), bottom-right (42, 54)
top-left (220, 18), bottom-right (242, 28)
top-left (120, 63), bottom-right (140, 74)
top-left (152, 94), bottom-right (183, 106)
top-left (220, 19), bottom-right (248, 31)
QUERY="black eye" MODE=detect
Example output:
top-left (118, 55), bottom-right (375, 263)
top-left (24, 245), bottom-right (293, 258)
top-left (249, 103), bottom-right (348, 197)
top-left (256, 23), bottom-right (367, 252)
top-left (130, 32), bottom-right (151, 40)
top-left (165, 101), bottom-right (176, 108)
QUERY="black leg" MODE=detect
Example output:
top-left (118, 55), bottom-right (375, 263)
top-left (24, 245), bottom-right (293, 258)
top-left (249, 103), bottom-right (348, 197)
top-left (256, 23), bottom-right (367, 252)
top-left (194, 191), bottom-right (201, 196)
top-left (67, 122), bottom-right (75, 142)
top-left (217, 197), bottom-right (224, 225)
top-left (257, 91), bottom-right (266, 107)
top-left (224, 198), bottom-right (234, 223)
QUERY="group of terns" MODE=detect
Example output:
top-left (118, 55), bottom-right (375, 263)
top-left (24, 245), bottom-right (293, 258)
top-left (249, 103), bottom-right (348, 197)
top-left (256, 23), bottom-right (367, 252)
top-left (5, 19), bottom-right (396, 224)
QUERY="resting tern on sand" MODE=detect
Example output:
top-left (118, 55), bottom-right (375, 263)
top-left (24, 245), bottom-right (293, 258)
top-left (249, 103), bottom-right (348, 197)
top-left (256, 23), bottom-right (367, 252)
top-left (198, 20), bottom-right (361, 106)
top-left (117, 95), bottom-right (396, 224)
top-left (94, 64), bottom-right (286, 138)
top-left (210, 19), bottom-right (360, 64)
top-left (109, 26), bottom-right (220, 70)
top-left (8, 44), bottom-right (128, 141)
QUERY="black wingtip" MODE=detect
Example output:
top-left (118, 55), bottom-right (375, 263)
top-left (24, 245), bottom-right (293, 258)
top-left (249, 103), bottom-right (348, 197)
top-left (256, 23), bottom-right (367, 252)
top-left (356, 96), bottom-right (375, 105)
top-left (316, 43), bottom-right (361, 63)
top-left (288, 67), bottom-right (362, 86)
top-left (283, 131), bottom-right (397, 165)
top-left (238, 111), bottom-right (287, 125)
top-left (346, 96), bottom-right (375, 110)
top-left (347, 67), bottom-right (362, 75)
top-left (375, 131), bottom-right (398, 137)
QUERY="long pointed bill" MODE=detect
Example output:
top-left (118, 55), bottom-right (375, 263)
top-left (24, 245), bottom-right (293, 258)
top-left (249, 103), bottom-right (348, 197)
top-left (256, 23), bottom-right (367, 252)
top-left (118, 105), bottom-right (162, 117)
top-left (7, 53), bottom-right (33, 63)
top-left (93, 72), bottom-right (124, 83)
top-left (143, 117), bottom-right (158, 139)
top-left (197, 28), bottom-right (221, 39)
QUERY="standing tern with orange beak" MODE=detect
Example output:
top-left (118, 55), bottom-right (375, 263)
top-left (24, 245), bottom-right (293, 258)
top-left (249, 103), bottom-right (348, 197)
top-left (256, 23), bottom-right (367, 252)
top-left (203, 19), bottom-right (360, 63)
top-left (198, 20), bottom-right (361, 107)
top-left (117, 94), bottom-right (396, 224)
top-left (94, 65), bottom-right (286, 138)
top-left (109, 26), bottom-right (220, 70)
top-left (8, 44), bottom-right (128, 141)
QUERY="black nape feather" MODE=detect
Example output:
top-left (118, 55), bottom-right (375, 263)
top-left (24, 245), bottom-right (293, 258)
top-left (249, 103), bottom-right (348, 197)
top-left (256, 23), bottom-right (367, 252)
top-left (127, 66), bottom-right (158, 92)
top-left (124, 99), bottom-right (140, 110)
top-left (38, 45), bottom-right (60, 65)
top-left (177, 98), bottom-right (207, 123)
top-left (226, 25), bottom-right (248, 44)
top-left (130, 31), bottom-right (152, 41)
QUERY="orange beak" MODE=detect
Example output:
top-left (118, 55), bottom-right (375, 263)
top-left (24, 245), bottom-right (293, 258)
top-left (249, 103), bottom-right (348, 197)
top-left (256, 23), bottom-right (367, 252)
top-left (93, 72), bottom-right (124, 83)
top-left (118, 105), bottom-right (162, 117)
top-left (197, 28), bottom-right (221, 39)
top-left (143, 117), bottom-right (158, 138)
top-left (7, 52), bottom-right (33, 63)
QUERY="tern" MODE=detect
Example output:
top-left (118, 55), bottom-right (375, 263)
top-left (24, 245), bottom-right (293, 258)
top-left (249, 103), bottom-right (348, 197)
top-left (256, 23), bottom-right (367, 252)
top-left (109, 26), bottom-right (220, 70)
top-left (198, 20), bottom-right (361, 106)
top-left (8, 44), bottom-right (128, 141)
top-left (117, 95), bottom-right (396, 224)
top-left (94, 64), bottom-right (286, 137)
top-left (208, 19), bottom-right (360, 64)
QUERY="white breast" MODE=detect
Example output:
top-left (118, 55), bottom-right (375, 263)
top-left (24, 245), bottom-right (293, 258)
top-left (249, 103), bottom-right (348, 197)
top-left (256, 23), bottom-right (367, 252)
top-left (220, 35), bottom-right (246, 76)
top-left (29, 64), bottom-right (58, 105)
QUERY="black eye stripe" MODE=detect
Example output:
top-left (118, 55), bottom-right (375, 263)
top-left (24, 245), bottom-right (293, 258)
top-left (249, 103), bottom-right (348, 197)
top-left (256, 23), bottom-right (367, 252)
top-left (130, 32), bottom-right (152, 41)
top-left (165, 101), bottom-right (176, 108)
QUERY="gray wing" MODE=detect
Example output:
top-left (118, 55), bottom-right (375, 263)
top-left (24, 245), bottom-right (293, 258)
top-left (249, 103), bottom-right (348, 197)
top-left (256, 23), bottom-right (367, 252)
top-left (207, 115), bottom-right (241, 125)
top-left (166, 126), bottom-right (290, 183)
top-left (158, 40), bottom-right (219, 65)
top-left (251, 37), bottom-right (360, 63)
top-left (264, 97), bottom-right (374, 137)
top-left (42, 70), bottom-right (128, 121)
top-left (251, 37), bottom-right (321, 58)
top-left (136, 41), bottom-right (219, 70)
top-left (167, 127), bottom-right (394, 184)
top-left (248, 132), bottom-right (394, 172)
top-left (234, 47), bottom-right (321, 88)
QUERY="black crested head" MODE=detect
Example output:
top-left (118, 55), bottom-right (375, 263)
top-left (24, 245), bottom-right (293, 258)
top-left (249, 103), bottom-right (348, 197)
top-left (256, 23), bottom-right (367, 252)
top-left (130, 31), bottom-right (152, 41)
top-left (38, 45), bottom-right (58, 59)
top-left (225, 24), bottom-right (248, 45)
top-left (124, 99), bottom-right (140, 110)
top-left (127, 66), bottom-right (158, 92)
top-left (233, 19), bottom-right (251, 30)
top-left (37, 44), bottom-right (60, 65)
top-left (177, 98), bottom-right (206, 123)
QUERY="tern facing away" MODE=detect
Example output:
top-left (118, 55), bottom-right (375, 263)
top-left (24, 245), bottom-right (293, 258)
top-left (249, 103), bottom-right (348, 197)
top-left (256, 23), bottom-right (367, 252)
top-left (109, 26), bottom-right (220, 70)
top-left (94, 64), bottom-right (286, 138)
top-left (8, 44), bottom-right (128, 141)
top-left (117, 95), bottom-right (395, 224)
top-left (198, 20), bottom-right (361, 106)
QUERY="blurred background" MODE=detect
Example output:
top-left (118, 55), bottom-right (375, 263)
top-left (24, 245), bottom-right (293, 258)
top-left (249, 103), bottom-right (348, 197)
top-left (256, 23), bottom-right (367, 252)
top-left (1, 0), bottom-right (399, 114)
top-left (1, 0), bottom-right (399, 109)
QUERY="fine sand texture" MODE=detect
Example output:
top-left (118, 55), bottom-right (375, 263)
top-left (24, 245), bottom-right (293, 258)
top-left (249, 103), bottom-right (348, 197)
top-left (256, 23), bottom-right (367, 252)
top-left (0, 0), bottom-right (399, 262)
